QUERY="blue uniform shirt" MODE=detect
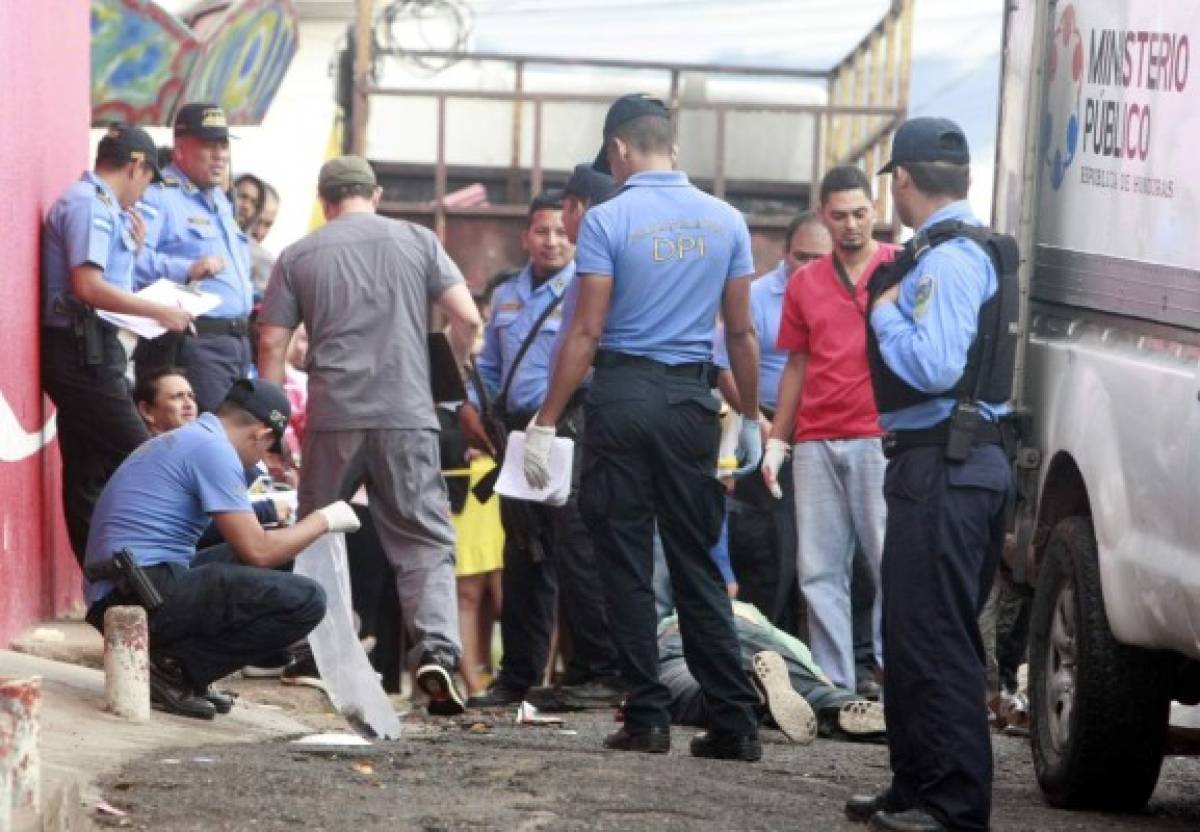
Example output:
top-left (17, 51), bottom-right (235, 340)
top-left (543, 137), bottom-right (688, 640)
top-left (574, 170), bottom-right (755, 365)
top-left (869, 200), bottom-right (1010, 430)
top-left (83, 412), bottom-right (252, 605)
top-left (713, 259), bottom-right (789, 409)
top-left (135, 163), bottom-right (252, 319)
top-left (41, 171), bottom-right (137, 329)
top-left (472, 262), bottom-right (574, 413)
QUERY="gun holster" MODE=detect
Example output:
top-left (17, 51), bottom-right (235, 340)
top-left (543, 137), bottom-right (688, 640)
top-left (84, 549), bottom-right (165, 613)
top-left (70, 306), bottom-right (104, 368)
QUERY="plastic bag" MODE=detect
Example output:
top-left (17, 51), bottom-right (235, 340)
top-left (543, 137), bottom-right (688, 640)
top-left (293, 534), bottom-right (402, 739)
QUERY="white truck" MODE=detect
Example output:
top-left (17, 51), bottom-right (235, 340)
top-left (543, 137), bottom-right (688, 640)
top-left (994, 0), bottom-right (1200, 811)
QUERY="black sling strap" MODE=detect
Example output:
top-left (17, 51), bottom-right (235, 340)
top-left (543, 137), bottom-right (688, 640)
top-left (831, 254), bottom-right (868, 320)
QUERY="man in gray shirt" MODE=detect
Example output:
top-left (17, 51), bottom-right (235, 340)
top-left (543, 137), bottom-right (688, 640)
top-left (258, 155), bottom-right (482, 716)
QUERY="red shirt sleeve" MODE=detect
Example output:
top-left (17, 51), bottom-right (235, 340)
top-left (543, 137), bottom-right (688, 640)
top-left (776, 265), bottom-right (811, 354)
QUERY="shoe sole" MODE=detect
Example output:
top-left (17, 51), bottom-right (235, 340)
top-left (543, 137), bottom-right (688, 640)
top-left (752, 651), bottom-right (816, 745)
top-left (837, 700), bottom-right (886, 737)
top-left (417, 663), bottom-right (466, 716)
top-left (242, 666), bottom-right (287, 679)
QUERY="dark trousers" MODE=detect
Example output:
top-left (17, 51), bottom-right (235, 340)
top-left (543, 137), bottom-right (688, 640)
top-left (579, 359), bottom-right (759, 736)
top-left (728, 458), bottom-right (800, 634)
top-left (881, 444), bottom-right (1011, 832)
top-left (135, 330), bottom-right (250, 413)
top-left (41, 327), bottom-right (149, 566)
top-left (87, 544), bottom-right (326, 688)
top-left (495, 476), bottom-right (619, 692)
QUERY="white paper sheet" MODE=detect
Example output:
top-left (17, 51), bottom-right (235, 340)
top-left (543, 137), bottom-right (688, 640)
top-left (494, 431), bottom-right (574, 507)
top-left (97, 278), bottom-right (221, 339)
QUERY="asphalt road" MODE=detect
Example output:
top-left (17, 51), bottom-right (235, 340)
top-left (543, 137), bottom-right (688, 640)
top-left (96, 707), bottom-right (1200, 831)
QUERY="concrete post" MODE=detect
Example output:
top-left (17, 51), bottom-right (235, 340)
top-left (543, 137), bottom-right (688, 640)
top-left (103, 606), bottom-right (150, 722)
top-left (0, 711), bottom-right (12, 832)
top-left (0, 676), bottom-right (41, 821)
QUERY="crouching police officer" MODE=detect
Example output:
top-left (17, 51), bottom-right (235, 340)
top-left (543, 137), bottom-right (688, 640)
top-left (524, 94), bottom-right (765, 761)
top-left (83, 379), bottom-right (360, 719)
top-left (41, 124), bottom-right (194, 566)
top-left (135, 103), bottom-right (253, 412)
top-left (846, 118), bottom-right (1017, 832)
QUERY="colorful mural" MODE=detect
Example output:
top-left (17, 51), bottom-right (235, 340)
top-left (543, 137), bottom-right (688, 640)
top-left (183, 0), bottom-right (301, 124)
top-left (90, 0), bottom-right (298, 127)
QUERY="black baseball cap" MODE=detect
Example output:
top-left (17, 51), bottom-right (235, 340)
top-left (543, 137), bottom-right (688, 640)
top-left (878, 116), bottom-right (970, 175)
top-left (223, 378), bottom-right (290, 452)
top-left (593, 93), bottom-right (670, 174)
top-left (96, 124), bottom-right (162, 182)
top-left (564, 163), bottom-right (617, 205)
top-left (174, 102), bottom-right (233, 141)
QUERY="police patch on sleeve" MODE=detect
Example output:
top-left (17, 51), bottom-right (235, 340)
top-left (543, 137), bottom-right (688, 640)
top-left (912, 274), bottom-right (935, 321)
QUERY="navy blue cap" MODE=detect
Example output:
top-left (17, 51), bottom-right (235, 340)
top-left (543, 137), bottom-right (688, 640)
top-left (96, 123), bottom-right (162, 182)
top-left (878, 117), bottom-right (969, 175)
top-left (593, 93), bottom-right (670, 174)
top-left (174, 102), bottom-right (233, 141)
top-left (223, 378), bottom-right (290, 452)
top-left (563, 164), bottom-right (616, 205)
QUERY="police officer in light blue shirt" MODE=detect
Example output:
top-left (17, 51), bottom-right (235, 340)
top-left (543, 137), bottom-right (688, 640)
top-left (523, 94), bottom-right (766, 761)
top-left (459, 190), bottom-right (621, 708)
top-left (41, 123), bottom-right (193, 566)
top-left (135, 102), bottom-right (253, 412)
top-left (848, 117), bottom-right (1016, 832)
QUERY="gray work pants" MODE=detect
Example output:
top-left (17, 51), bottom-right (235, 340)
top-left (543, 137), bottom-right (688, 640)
top-left (299, 428), bottom-right (461, 664)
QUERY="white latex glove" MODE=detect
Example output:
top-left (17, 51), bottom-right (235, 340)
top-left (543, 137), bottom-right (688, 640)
top-left (523, 416), bottom-right (556, 490)
top-left (760, 438), bottom-right (790, 500)
top-left (317, 500), bottom-right (361, 534)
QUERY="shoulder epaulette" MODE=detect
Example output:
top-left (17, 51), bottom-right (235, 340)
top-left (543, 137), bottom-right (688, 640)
top-left (93, 186), bottom-right (113, 207)
top-left (161, 177), bottom-right (181, 188)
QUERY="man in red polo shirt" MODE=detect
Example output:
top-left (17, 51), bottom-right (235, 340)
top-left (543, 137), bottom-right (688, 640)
top-left (761, 165), bottom-right (896, 691)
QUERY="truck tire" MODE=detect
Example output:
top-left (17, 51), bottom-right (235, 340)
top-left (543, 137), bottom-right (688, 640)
top-left (1029, 515), bottom-right (1171, 810)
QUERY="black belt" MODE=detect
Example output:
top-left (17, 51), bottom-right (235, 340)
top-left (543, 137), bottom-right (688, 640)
top-left (883, 419), bottom-right (1003, 460)
top-left (193, 317), bottom-right (250, 337)
top-left (594, 350), bottom-right (713, 382)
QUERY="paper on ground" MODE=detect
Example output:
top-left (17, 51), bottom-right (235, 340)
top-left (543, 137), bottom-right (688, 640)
top-left (293, 533), bottom-right (402, 740)
top-left (494, 431), bottom-right (574, 506)
top-left (97, 278), bottom-right (221, 339)
top-left (515, 701), bottom-right (563, 725)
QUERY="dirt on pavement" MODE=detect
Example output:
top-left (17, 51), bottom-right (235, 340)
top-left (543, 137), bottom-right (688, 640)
top-left (95, 704), bottom-right (1200, 831)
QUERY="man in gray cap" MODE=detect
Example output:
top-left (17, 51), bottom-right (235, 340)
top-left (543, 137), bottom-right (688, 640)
top-left (845, 117), bottom-right (1017, 832)
top-left (258, 155), bottom-right (483, 716)
top-left (41, 123), bottom-right (194, 565)
top-left (134, 102), bottom-right (253, 413)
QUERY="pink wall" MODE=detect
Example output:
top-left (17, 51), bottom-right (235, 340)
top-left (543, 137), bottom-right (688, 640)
top-left (0, 0), bottom-right (91, 644)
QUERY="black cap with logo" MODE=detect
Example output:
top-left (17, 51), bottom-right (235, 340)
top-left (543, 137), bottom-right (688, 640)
top-left (96, 123), bottom-right (163, 182)
top-left (174, 102), bottom-right (233, 141)
top-left (877, 117), bottom-right (970, 175)
top-left (593, 93), bottom-right (671, 174)
top-left (223, 378), bottom-right (291, 452)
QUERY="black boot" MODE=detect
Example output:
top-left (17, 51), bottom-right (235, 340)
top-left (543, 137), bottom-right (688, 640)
top-left (149, 655), bottom-right (215, 720)
top-left (603, 724), bottom-right (671, 753)
top-left (689, 730), bottom-right (762, 762)
top-left (845, 787), bottom-right (906, 823)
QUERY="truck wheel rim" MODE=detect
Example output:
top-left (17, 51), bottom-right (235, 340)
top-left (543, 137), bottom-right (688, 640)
top-left (1046, 579), bottom-right (1077, 753)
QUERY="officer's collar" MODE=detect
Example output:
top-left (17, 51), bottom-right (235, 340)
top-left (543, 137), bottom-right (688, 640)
top-left (521, 260), bottom-right (575, 298)
top-left (620, 170), bottom-right (690, 190)
top-left (83, 170), bottom-right (120, 208)
top-left (917, 200), bottom-right (975, 235)
top-left (164, 162), bottom-right (209, 197)
top-left (765, 260), bottom-right (790, 295)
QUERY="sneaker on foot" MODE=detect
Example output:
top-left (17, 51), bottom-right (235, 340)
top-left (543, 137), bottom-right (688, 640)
top-left (280, 646), bottom-right (325, 691)
top-left (820, 699), bottom-right (886, 741)
top-left (416, 651), bottom-right (466, 716)
top-left (750, 651), bottom-right (816, 745)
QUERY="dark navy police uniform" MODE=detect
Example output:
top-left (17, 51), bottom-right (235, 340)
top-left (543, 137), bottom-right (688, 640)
top-left (573, 168), bottom-right (761, 738)
top-left (867, 194), bottom-right (1015, 829)
top-left (41, 129), bottom-right (159, 565)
